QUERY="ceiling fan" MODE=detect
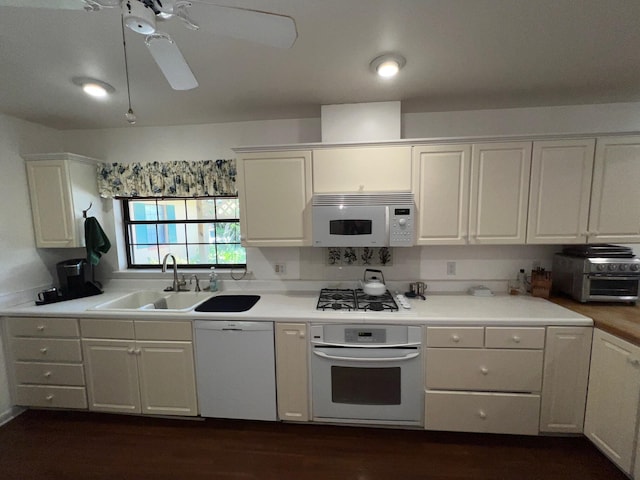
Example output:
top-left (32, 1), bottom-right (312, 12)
top-left (0, 0), bottom-right (298, 90)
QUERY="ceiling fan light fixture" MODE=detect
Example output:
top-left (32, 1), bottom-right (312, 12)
top-left (370, 54), bottom-right (406, 78)
top-left (72, 77), bottom-right (115, 98)
top-left (124, 0), bottom-right (157, 35)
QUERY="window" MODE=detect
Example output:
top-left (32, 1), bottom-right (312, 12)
top-left (123, 197), bottom-right (246, 268)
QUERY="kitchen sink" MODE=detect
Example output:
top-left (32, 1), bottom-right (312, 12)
top-left (90, 290), bottom-right (214, 312)
top-left (195, 294), bottom-right (260, 312)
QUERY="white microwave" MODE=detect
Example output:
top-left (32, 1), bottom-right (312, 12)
top-left (312, 193), bottom-right (415, 247)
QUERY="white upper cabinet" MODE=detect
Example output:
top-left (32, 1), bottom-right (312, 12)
top-left (237, 151), bottom-right (312, 247)
top-left (313, 146), bottom-right (412, 193)
top-left (527, 139), bottom-right (595, 244)
top-left (469, 142), bottom-right (532, 244)
top-left (412, 144), bottom-right (471, 245)
top-left (24, 153), bottom-right (101, 248)
top-left (588, 136), bottom-right (640, 243)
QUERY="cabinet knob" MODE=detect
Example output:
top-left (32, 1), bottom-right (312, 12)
top-left (628, 358), bottom-right (640, 366)
top-left (135, 348), bottom-right (142, 355)
top-left (127, 348), bottom-right (135, 354)
top-left (512, 335), bottom-right (521, 343)
top-left (451, 335), bottom-right (461, 343)
top-left (478, 410), bottom-right (487, 419)
top-left (45, 394), bottom-right (54, 402)
top-left (43, 371), bottom-right (52, 378)
top-left (40, 347), bottom-right (48, 354)
top-left (37, 325), bottom-right (45, 331)
top-left (299, 332), bottom-right (305, 339)
top-left (480, 367), bottom-right (489, 375)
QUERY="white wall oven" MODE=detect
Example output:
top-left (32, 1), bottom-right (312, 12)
top-left (310, 324), bottom-right (423, 426)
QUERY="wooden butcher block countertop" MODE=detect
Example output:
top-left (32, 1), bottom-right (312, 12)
top-left (549, 295), bottom-right (640, 346)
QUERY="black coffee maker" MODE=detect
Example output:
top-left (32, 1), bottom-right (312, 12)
top-left (56, 258), bottom-right (102, 299)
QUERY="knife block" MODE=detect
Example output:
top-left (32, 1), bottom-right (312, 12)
top-left (531, 270), bottom-right (552, 298)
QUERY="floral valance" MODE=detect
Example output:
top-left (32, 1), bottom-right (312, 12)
top-left (97, 159), bottom-right (237, 198)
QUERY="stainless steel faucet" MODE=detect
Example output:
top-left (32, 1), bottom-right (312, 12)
top-left (190, 274), bottom-right (201, 292)
top-left (162, 253), bottom-right (183, 292)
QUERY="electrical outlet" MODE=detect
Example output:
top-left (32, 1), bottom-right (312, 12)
top-left (274, 263), bottom-right (286, 274)
top-left (447, 261), bottom-right (456, 276)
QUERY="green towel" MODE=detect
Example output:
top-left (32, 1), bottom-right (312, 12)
top-left (85, 217), bottom-right (111, 266)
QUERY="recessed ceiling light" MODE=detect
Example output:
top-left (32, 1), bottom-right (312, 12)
top-left (72, 77), bottom-right (115, 99)
top-left (370, 54), bottom-right (406, 78)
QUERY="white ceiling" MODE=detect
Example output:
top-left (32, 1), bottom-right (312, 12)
top-left (1, 0), bottom-right (639, 130)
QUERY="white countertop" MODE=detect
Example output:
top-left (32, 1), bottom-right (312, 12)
top-left (0, 285), bottom-right (592, 326)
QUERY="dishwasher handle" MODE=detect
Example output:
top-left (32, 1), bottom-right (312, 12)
top-left (312, 350), bottom-right (420, 362)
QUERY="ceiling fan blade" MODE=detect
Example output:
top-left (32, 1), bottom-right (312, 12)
top-left (145, 33), bottom-right (199, 90)
top-left (0, 0), bottom-right (118, 9)
top-left (186, 1), bottom-right (297, 49)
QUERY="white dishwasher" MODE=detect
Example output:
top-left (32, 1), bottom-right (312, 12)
top-left (194, 320), bottom-right (277, 421)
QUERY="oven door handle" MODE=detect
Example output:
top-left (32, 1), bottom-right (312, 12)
top-left (587, 275), bottom-right (640, 280)
top-left (312, 351), bottom-right (420, 362)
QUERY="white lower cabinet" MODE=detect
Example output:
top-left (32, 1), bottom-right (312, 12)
top-left (584, 328), bottom-right (640, 475)
top-left (274, 323), bottom-right (309, 422)
top-left (424, 325), bottom-right (591, 437)
top-left (6, 317), bottom-right (87, 409)
top-left (81, 319), bottom-right (197, 417)
top-left (539, 326), bottom-right (592, 433)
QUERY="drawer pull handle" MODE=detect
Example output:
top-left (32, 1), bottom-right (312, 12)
top-left (37, 325), bottom-right (45, 331)
top-left (512, 335), bottom-right (521, 343)
top-left (40, 347), bottom-right (48, 354)
top-left (478, 410), bottom-right (487, 419)
top-left (43, 371), bottom-right (52, 378)
top-left (480, 367), bottom-right (489, 375)
top-left (451, 335), bottom-right (461, 343)
top-left (45, 394), bottom-right (54, 402)
top-left (127, 348), bottom-right (135, 354)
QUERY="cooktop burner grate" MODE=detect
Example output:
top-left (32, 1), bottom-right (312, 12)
top-left (317, 288), bottom-right (398, 311)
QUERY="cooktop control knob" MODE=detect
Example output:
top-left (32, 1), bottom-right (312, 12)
top-left (597, 264), bottom-right (606, 271)
top-left (619, 264), bottom-right (629, 271)
top-left (608, 264), bottom-right (618, 271)
top-left (631, 264), bottom-right (640, 271)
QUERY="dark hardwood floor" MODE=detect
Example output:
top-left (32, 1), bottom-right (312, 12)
top-left (0, 409), bottom-right (627, 480)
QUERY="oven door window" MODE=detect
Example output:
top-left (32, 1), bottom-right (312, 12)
top-left (331, 366), bottom-right (401, 405)
top-left (589, 278), bottom-right (639, 297)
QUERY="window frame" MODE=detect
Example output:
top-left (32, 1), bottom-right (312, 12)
top-left (122, 196), bottom-right (246, 269)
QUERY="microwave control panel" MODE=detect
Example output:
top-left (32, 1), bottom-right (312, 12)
top-left (389, 205), bottom-right (414, 246)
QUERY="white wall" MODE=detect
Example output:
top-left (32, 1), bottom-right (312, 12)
top-left (0, 113), bottom-right (63, 421)
top-left (59, 102), bottom-right (640, 286)
top-left (403, 102), bottom-right (640, 139)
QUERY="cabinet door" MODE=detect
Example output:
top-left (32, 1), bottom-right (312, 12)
top-left (584, 329), bottom-right (640, 474)
top-left (539, 327), bottom-right (592, 433)
top-left (588, 136), bottom-right (640, 243)
top-left (82, 339), bottom-right (141, 414)
top-left (527, 139), bottom-right (595, 244)
top-left (237, 151), bottom-right (312, 246)
top-left (469, 142), bottom-right (531, 244)
top-left (313, 146), bottom-right (412, 193)
top-left (136, 341), bottom-right (198, 416)
top-left (25, 160), bottom-right (76, 248)
top-left (413, 144), bottom-right (471, 245)
top-left (275, 323), bottom-right (309, 422)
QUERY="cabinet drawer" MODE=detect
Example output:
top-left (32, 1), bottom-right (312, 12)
top-left (425, 348), bottom-right (543, 392)
top-left (16, 385), bottom-right (87, 409)
top-left (14, 361), bottom-right (85, 386)
top-left (135, 321), bottom-right (192, 341)
top-left (485, 327), bottom-right (545, 349)
top-left (11, 338), bottom-right (82, 362)
top-left (426, 327), bottom-right (484, 348)
top-left (80, 319), bottom-right (134, 339)
top-left (425, 390), bottom-right (540, 435)
top-left (8, 317), bottom-right (78, 338)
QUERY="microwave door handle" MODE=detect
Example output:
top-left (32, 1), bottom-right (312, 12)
top-left (312, 351), bottom-right (420, 362)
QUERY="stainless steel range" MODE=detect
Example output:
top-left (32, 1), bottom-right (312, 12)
top-left (316, 288), bottom-right (399, 312)
top-left (553, 245), bottom-right (640, 303)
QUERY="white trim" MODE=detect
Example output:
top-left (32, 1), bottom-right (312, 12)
top-left (0, 406), bottom-right (25, 427)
